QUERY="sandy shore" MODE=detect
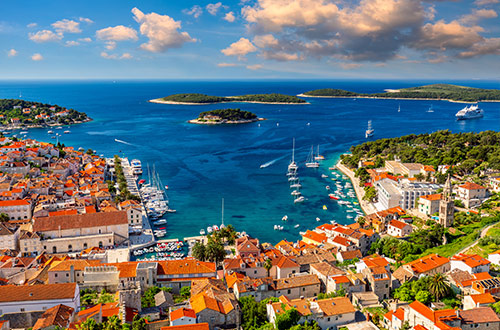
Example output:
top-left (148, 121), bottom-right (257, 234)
top-left (297, 93), bottom-right (500, 104)
top-left (188, 118), bottom-right (266, 125)
top-left (149, 98), bottom-right (309, 105)
top-left (335, 160), bottom-right (377, 215)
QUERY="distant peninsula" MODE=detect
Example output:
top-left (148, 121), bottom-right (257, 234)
top-left (299, 84), bottom-right (500, 103)
top-left (188, 108), bottom-right (264, 125)
top-left (0, 99), bottom-right (91, 129)
top-left (150, 93), bottom-right (307, 105)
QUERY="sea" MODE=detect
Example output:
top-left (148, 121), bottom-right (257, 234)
top-left (0, 80), bottom-right (499, 244)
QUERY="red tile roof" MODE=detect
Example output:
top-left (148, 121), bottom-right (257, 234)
top-left (459, 182), bottom-right (486, 190)
top-left (0, 283), bottom-right (77, 302)
top-left (170, 308), bottom-right (196, 321)
top-left (34, 211), bottom-right (128, 231)
top-left (389, 219), bottom-right (410, 230)
top-left (451, 253), bottom-right (490, 268)
top-left (160, 323), bottom-right (210, 330)
top-left (406, 254), bottom-right (449, 274)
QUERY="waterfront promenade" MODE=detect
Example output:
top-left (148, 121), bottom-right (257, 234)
top-left (336, 161), bottom-right (377, 215)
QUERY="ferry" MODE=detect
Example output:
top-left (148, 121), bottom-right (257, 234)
top-left (131, 159), bottom-right (143, 175)
top-left (456, 104), bottom-right (483, 120)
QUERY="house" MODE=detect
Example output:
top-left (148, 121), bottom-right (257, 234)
top-left (0, 199), bottom-right (32, 221)
top-left (472, 277), bottom-right (500, 295)
top-left (488, 250), bottom-right (500, 266)
top-left (274, 256), bottom-right (300, 279)
top-left (0, 283), bottom-right (80, 314)
top-left (155, 290), bottom-right (174, 310)
top-left (189, 279), bottom-right (239, 330)
top-left (273, 274), bottom-right (321, 299)
top-left (463, 293), bottom-right (496, 310)
top-left (119, 200), bottom-right (143, 226)
top-left (361, 265), bottom-right (391, 301)
top-left (32, 304), bottom-right (75, 330)
top-left (169, 308), bottom-right (197, 326)
top-left (403, 254), bottom-right (450, 277)
top-left (232, 277), bottom-right (274, 301)
top-left (160, 324), bottom-right (209, 330)
top-left (387, 219), bottom-right (412, 237)
top-left (33, 211), bottom-right (129, 254)
top-left (336, 250), bottom-right (362, 263)
top-left (364, 207), bottom-right (406, 233)
top-left (301, 230), bottom-right (328, 246)
top-left (235, 236), bottom-right (260, 258)
top-left (457, 182), bottom-right (488, 208)
top-left (267, 296), bottom-right (356, 330)
top-left (383, 308), bottom-right (405, 330)
top-left (309, 262), bottom-right (347, 293)
top-left (0, 222), bottom-right (18, 250)
top-left (418, 194), bottom-right (442, 216)
top-left (450, 253), bottom-right (490, 274)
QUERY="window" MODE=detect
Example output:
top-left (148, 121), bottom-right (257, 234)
top-left (68, 244), bottom-right (72, 252)
top-left (53, 246), bottom-right (57, 253)
top-left (287, 289), bottom-right (291, 294)
top-left (83, 243), bottom-right (88, 249)
top-left (302, 288), bottom-right (305, 291)
top-left (55, 273), bottom-right (58, 277)
top-left (66, 273), bottom-right (69, 277)
top-left (20, 308), bottom-right (25, 312)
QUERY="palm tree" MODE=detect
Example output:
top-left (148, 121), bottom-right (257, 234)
top-left (428, 273), bottom-right (450, 300)
top-left (192, 241), bottom-right (207, 261)
top-left (103, 316), bottom-right (122, 330)
top-left (264, 258), bottom-right (273, 277)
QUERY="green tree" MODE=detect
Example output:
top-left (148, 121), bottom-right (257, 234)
top-left (429, 273), bottom-right (450, 301)
top-left (0, 213), bottom-right (9, 222)
top-left (205, 239), bottom-right (226, 264)
top-left (102, 315), bottom-right (122, 330)
top-left (264, 258), bottom-right (273, 277)
top-left (275, 309), bottom-right (301, 330)
top-left (97, 291), bottom-right (115, 304)
top-left (141, 286), bottom-right (161, 308)
top-left (192, 241), bottom-right (207, 261)
top-left (180, 286), bottom-right (191, 299)
top-left (131, 315), bottom-right (147, 330)
top-left (415, 290), bottom-right (431, 304)
top-left (289, 320), bottom-right (321, 330)
top-left (77, 318), bottom-right (100, 330)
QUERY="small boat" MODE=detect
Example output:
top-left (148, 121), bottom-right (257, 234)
top-left (290, 183), bottom-right (302, 189)
top-left (276, 123), bottom-right (279, 127)
top-left (47, 130), bottom-right (54, 134)
top-left (288, 138), bottom-right (298, 172)
top-left (207, 227), bottom-right (213, 234)
top-left (64, 130), bottom-right (70, 134)
top-left (322, 205), bottom-right (327, 210)
top-left (329, 194), bottom-right (339, 200)
top-left (305, 146), bottom-right (320, 168)
top-left (291, 190), bottom-right (301, 196)
top-left (56, 126), bottom-right (62, 129)
top-left (427, 105), bottom-right (434, 113)
top-left (288, 176), bottom-right (299, 181)
top-left (316, 217), bottom-right (320, 221)
top-left (365, 120), bottom-right (374, 138)
top-left (294, 224), bottom-right (300, 228)
top-left (213, 225), bottom-right (219, 231)
top-left (153, 219), bottom-right (167, 225)
top-left (306, 123), bottom-right (310, 126)
top-left (200, 229), bottom-right (206, 235)
top-left (20, 131), bottom-right (28, 134)
top-left (326, 186), bottom-right (330, 190)
top-left (321, 174), bottom-right (328, 178)
top-left (282, 215), bottom-right (288, 221)
top-left (398, 103), bottom-right (401, 113)
top-left (165, 185), bottom-right (169, 190)
top-left (138, 179), bottom-right (146, 185)
top-left (328, 166), bottom-right (336, 170)
top-left (294, 196), bottom-right (305, 203)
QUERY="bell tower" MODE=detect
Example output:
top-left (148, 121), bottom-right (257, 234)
top-left (438, 175), bottom-right (454, 227)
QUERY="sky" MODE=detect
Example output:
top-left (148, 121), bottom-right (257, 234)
top-left (0, 0), bottom-right (500, 80)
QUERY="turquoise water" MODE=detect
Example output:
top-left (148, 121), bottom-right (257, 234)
top-left (0, 80), bottom-right (499, 244)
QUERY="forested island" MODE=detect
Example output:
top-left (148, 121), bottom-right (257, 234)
top-left (150, 93), bottom-right (307, 105)
top-left (0, 99), bottom-right (90, 127)
top-left (341, 130), bottom-right (500, 175)
top-left (300, 84), bottom-right (500, 102)
top-left (188, 108), bottom-right (263, 125)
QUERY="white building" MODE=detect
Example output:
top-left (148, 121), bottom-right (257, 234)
top-left (488, 250), bottom-right (500, 266)
top-left (0, 199), bottom-right (32, 221)
top-left (375, 179), bottom-right (401, 210)
top-left (387, 219), bottom-right (412, 237)
top-left (169, 308), bottom-right (197, 326)
top-left (376, 178), bottom-right (441, 210)
top-left (0, 283), bottom-right (80, 314)
top-left (457, 182), bottom-right (488, 208)
top-left (450, 253), bottom-right (490, 274)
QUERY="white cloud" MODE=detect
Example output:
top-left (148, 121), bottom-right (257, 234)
top-left (207, 2), bottom-right (227, 15)
top-left (459, 8), bottom-right (497, 25)
top-left (78, 37), bottom-right (92, 42)
top-left (65, 40), bottom-right (80, 46)
top-left (7, 49), bottom-right (17, 57)
top-left (217, 62), bottom-right (238, 67)
top-left (27, 23), bottom-right (37, 28)
top-left (221, 37), bottom-right (257, 58)
top-left (105, 41), bottom-right (117, 50)
top-left (474, 0), bottom-right (499, 5)
top-left (101, 52), bottom-right (134, 60)
top-left (29, 30), bottom-right (62, 43)
top-left (340, 63), bottom-right (362, 69)
top-left (79, 17), bottom-right (94, 24)
top-left (132, 7), bottom-right (196, 53)
top-left (96, 25), bottom-right (138, 41)
top-left (183, 5), bottom-right (203, 18)
top-left (253, 34), bottom-right (278, 48)
top-left (246, 64), bottom-right (263, 70)
top-left (52, 19), bottom-right (81, 34)
top-left (31, 53), bottom-right (43, 61)
top-left (224, 11), bottom-right (236, 22)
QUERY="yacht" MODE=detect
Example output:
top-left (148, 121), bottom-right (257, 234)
top-left (427, 105), bottom-right (434, 113)
top-left (305, 146), bottom-right (319, 168)
top-left (288, 138), bottom-right (298, 172)
top-left (314, 145), bottom-right (325, 161)
top-left (456, 104), bottom-right (484, 120)
top-left (47, 130), bottom-right (54, 134)
top-left (365, 120), bottom-right (374, 138)
top-left (282, 215), bottom-right (288, 221)
top-left (131, 159), bottom-right (143, 175)
top-left (294, 196), bottom-right (305, 203)
top-left (64, 130), bottom-right (70, 134)
top-left (200, 229), bottom-right (206, 235)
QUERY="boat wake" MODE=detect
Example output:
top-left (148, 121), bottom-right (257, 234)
top-left (115, 139), bottom-right (135, 146)
top-left (260, 155), bottom-right (285, 169)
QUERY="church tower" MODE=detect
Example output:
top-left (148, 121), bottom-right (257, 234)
top-left (438, 175), bottom-right (454, 227)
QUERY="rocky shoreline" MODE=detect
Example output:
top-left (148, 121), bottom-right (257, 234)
top-left (187, 117), bottom-right (266, 125)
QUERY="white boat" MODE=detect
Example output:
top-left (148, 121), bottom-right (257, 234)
top-left (288, 176), bottom-right (299, 181)
top-left (294, 196), bottom-right (305, 203)
top-left (294, 224), bottom-right (300, 228)
top-left (288, 138), bottom-right (298, 172)
top-left (64, 130), bottom-right (70, 134)
top-left (56, 126), bottom-right (62, 129)
top-left (316, 217), bottom-right (321, 221)
top-left (153, 219), bottom-right (167, 225)
top-left (200, 229), bottom-right (206, 235)
top-left (131, 159), bottom-right (143, 175)
top-left (305, 146), bottom-right (319, 168)
top-left (314, 145), bottom-right (325, 161)
top-left (321, 174), bottom-right (328, 178)
top-left (427, 105), bottom-right (434, 113)
top-left (365, 120), bottom-right (374, 138)
top-left (282, 215), bottom-right (288, 221)
top-left (47, 130), bottom-right (54, 134)
top-left (456, 104), bottom-right (483, 120)
top-left (291, 190), bottom-right (301, 196)
top-left (207, 226), bottom-right (213, 234)
top-left (398, 104), bottom-right (401, 112)
top-left (20, 131), bottom-right (28, 134)
top-left (290, 183), bottom-right (302, 189)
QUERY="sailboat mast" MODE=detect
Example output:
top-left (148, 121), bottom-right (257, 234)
top-left (292, 138), bottom-right (295, 163)
top-left (221, 198), bottom-right (224, 226)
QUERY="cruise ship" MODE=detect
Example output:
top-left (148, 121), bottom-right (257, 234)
top-left (131, 159), bottom-right (143, 175)
top-left (455, 104), bottom-right (484, 120)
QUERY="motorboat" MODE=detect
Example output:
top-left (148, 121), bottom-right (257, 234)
top-left (294, 196), bottom-right (305, 203)
top-left (282, 215), bottom-right (288, 221)
top-left (200, 229), bottom-right (206, 235)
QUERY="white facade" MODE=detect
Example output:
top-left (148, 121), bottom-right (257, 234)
top-left (0, 200), bottom-right (32, 220)
top-left (170, 315), bottom-right (196, 326)
top-left (375, 179), bottom-right (401, 210)
top-left (387, 221), bottom-right (412, 237)
top-left (488, 252), bottom-right (500, 266)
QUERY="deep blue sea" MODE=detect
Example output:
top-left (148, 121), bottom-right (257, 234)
top-left (0, 80), bottom-right (499, 244)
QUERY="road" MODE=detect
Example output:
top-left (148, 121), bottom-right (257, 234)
top-left (457, 221), bottom-right (499, 254)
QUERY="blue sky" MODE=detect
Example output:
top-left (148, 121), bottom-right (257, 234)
top-left (1, 0), bottom-right (499, 79)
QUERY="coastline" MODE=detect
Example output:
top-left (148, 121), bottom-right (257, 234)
top-left (296, 93), bottom-right (500, 104)
top-left (1, 117), bottom-right (92, 130)
top-left (335, 159), bottom-right (377, 216)
top-left (149, 98), bottom-right (309, 105)
top-left (188, 117), bottom-right (266, 125)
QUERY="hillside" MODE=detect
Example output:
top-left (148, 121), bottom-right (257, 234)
top-left (154, 93), bottom-right (306, 104)
top-left (302, 84), bottom-right (500, 102)
top-left (189, 108), bottom-right (261, 124)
